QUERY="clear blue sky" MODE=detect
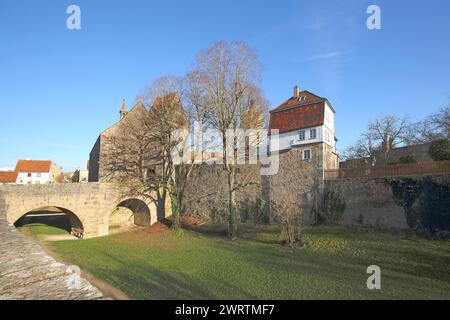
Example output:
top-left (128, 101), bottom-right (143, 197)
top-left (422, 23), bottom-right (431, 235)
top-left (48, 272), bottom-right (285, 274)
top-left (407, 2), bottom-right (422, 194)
top-left (1, 0), bottom-right (449, 171)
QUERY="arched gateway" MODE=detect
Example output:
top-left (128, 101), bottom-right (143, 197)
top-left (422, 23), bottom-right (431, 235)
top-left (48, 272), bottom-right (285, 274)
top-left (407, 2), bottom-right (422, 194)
top-left (0, 183), bottom-right (167, 238)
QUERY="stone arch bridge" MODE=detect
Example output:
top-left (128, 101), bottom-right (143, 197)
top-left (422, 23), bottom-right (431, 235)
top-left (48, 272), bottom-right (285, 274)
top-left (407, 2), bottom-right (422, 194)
top-left (0, 183), bottom-right (168, 238)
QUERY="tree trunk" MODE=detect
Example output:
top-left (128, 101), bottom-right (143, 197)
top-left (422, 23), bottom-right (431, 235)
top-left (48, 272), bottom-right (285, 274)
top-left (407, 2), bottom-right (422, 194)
top-left (227, 170), bottom-right (238, 240)
top-left (157, 189), bottom-right (167, 222)
top-left (170, 192), bottom-right (181, 230)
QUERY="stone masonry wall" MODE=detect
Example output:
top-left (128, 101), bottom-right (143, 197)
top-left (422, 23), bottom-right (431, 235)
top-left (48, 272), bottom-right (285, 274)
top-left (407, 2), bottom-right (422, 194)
top-left (182, 163), bottom-right (262, 221)
top-left (325, 179), bottom-right (408, 229)
top-left (267, 143), bottom-right (324, 225)
top-left (183, 143), bottom-right (328, 223)
top-left (0, 183), bottom-right (162, 238)
top-left (325, 174), bottom-right (450, 230)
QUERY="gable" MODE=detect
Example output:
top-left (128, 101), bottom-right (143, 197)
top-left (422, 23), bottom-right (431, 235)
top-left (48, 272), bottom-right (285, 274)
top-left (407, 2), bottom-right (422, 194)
top-left (102, 101), bottom-right (148, 137)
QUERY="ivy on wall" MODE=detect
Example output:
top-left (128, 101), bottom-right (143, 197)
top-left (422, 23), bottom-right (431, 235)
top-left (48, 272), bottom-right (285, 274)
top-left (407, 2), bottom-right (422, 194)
top-left (387, 177), bottom-right (450, 232)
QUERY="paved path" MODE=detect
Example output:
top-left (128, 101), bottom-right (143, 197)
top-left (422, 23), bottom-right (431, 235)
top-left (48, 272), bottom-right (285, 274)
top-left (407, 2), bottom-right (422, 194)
top-left (0, 198), bottom-right (104, 300)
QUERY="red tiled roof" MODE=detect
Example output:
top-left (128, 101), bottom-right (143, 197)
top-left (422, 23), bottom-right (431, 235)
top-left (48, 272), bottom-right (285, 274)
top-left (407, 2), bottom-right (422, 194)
top-left (0, 171), bottom-right (17, 183)
top-left (271, 91), bottom-right (323, 113)
top-left (268, 90), bottom-right (328, 134)
top-left (15, 160), bottom-right (52, 173)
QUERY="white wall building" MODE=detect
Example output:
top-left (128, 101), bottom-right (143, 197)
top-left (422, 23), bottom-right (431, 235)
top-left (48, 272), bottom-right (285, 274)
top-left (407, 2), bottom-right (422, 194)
top-left (268, 86), bottom-right (339, 170)
top-left (13, 160), bottom-right (62, 184)
top-left (269, 87), bottom-right (337, 153)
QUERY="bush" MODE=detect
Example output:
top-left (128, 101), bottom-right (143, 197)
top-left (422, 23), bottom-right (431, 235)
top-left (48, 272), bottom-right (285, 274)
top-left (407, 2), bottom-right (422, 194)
top-left (398, 155), bottom-right (416, 164)
top-left (240, 198), bottom-right (267, 225)
top-left (388, 178), bottom-right (423, 228)
top-left (428, 139), bottom-right (450, 161)
top-left (388, 177), bottom-right (450, 232)
top-left (316, 186), bottom-right (346, 226)
top-left (388, 155), bottom-right (416, 165)
top-left (417, 179), bottom-right (450, 232)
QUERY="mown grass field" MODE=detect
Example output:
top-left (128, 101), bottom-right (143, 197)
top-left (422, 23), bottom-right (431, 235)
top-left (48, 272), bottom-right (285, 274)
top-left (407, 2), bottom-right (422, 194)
top-left (18, 223), bottom-right (68, 238)
top-left (45, 223), bottom-right (450, 300)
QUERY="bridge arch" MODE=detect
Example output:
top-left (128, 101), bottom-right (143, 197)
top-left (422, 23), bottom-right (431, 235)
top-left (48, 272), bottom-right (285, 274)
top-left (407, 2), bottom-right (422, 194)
top-left (0, 183), bottom-right (169, 238)
top-left (13, 206), bottom-right (84, 238)
top-left (109, 198), bottom-right (152, 231)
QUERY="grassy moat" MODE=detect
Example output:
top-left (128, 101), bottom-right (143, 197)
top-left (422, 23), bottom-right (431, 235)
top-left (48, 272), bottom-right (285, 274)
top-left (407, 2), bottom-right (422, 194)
top-left (20, 221), bottom-right (448, 300)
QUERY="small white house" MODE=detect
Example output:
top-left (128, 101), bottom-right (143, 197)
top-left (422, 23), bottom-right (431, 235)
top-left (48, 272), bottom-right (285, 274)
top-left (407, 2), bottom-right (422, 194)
top-left (14, 160), bottom-right (62, 184)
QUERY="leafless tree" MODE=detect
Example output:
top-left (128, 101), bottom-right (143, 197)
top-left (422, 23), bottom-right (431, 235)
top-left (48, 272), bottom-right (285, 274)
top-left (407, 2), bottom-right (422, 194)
top-left (191, 41), bottom-right (268, 239)
top-left (344, 114), bottom-right (413, 162)
top-left (413, 106), bottom-right (450, 143)
top-left (271, 154), bottom-right (317, 246)
top-left (102, 76), bottom-right (194, 228)
top-left (342, 134), bottom-right (376, 160)
top-left (368, 115), bottom-right (413, 159)
top-left (101, 101), bottom-right (161, 211)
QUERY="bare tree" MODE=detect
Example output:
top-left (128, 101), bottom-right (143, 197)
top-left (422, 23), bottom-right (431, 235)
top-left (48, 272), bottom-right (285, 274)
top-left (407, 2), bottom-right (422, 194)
top-left (191, 41), bottom-right (268, 239)
top-left (139, 76), bottom-right (205, 230)
top-left (101, 102), bottom-right (161, 211)
top-left (271, 153), bottom-right (317, 246)
top-left (102, 76), bottom-right (193, 227)
top-left (342, 134), bottom-right (376, 160)
top-left (368, 115), bottom-right (413, 160)
top-left (414, 106), bottom-right (450, 143)
top-left (344, 114), bottom-right (413, 162)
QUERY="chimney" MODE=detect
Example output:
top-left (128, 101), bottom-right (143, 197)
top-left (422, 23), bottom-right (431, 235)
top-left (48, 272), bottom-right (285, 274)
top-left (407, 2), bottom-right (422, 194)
top-left (119, 99), bottom-right (127, 120)
top-left (293, 85), bottom-right (299, 99)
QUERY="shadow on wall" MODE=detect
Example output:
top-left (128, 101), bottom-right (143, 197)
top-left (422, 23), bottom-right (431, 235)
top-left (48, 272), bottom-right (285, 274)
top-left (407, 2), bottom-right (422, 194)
top-left (116, 199), bottom-right (151, 226)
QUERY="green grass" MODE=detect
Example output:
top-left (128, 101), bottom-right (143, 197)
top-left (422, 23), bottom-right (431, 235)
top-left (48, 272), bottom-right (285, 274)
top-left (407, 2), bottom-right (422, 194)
top-left (19, 223), bottom-right (68, 238)
top-left (48, 224), bottom-right (450, 300)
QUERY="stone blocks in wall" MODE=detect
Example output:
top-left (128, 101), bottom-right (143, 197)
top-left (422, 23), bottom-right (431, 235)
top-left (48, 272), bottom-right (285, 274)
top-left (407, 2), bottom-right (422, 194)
top-left (325, 179), bottom-right (408, 229)
top-left (0, 183), bottom-right (161, 238)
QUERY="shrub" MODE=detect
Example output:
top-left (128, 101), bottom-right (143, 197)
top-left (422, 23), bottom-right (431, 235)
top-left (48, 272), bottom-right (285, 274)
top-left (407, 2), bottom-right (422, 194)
top-left (388, 177), bottom-right (450, 232)
top-left (428, 139), bottom-right (450, 161)
top-left (271, 194), bottom-right (307, 247)
top-left (417, 179), bottom-right (450, 232)
top-left (398, 155), bottom-right (416, 164)
top-left (388, 178), bottom-right (423, 229)
top-left (240, 198), bottom-right (266, 224)
top-left (316, 186), bottom-right (346, 226)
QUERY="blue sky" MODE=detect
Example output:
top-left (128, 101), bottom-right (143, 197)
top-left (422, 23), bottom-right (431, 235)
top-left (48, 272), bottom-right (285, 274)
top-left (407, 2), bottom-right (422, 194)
top-left (0, 0), bottom-right (449, 171)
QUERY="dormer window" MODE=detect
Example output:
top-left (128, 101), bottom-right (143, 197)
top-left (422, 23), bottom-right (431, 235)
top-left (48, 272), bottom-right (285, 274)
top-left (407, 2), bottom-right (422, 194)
top-left (299, 130), bottom-right (305, 141)
top-left (300, 96), bottom-right (306, 101)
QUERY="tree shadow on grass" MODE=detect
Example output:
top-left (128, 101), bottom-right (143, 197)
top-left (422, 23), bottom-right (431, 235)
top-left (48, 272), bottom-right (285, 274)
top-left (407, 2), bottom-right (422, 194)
top-left (92, 250), bottom-right (259, 299)
top-left (182, 222), bottom-right (282, 246)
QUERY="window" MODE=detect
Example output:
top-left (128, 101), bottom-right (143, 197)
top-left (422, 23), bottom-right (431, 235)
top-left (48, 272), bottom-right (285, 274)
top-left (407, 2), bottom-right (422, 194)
top-left (303, 149), bottom-right (311, 161)
top-left (27, 172), bottom-right (32, 177)
top-left (310, 129), bottom-right (317, 139)
top-left (36, 181), bottom-right (40, 184)
top-left (299, 130), bottom-right (305, 141)
top-left (36, 172), bottom-right (41, 177)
